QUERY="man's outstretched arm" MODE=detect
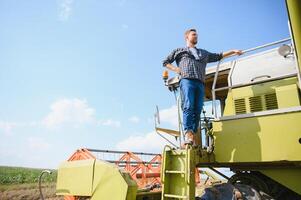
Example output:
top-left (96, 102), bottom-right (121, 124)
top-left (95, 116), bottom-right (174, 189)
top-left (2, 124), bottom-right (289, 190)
top-left (222, 49), bottom-right (243, 58)
top-left (207, 49), bottom-right (243, 63)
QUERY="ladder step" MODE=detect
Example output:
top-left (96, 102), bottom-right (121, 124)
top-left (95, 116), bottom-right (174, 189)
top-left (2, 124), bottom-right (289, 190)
top-left (164, 194), bottom-right (187, 198)
top-left (165, 170), bottom-right (185, 174)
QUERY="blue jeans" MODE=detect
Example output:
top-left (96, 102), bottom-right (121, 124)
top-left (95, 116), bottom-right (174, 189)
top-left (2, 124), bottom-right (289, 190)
top-left (180, 78), bottom-right (204, 134)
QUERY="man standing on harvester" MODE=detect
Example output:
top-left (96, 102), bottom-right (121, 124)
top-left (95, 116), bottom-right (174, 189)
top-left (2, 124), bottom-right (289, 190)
top-left (162, 28), bottom-right (242, 146)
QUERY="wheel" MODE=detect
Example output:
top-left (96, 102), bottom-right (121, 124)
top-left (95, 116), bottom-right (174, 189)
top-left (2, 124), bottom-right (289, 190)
top-left (228, 172), bottom-right (270, 195)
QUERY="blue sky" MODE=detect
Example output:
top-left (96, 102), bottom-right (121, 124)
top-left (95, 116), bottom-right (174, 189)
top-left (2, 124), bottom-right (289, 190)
top-left (0, 0), bottom-right (289, 168)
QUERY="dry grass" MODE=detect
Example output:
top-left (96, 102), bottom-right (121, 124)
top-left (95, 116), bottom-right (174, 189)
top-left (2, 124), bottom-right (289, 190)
top-left (0, 166), bottom-right (63, 199)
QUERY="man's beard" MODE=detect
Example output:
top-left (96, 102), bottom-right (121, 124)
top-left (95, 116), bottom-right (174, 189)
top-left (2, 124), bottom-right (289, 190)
top-left (191, 39), bottom-right (198, 45)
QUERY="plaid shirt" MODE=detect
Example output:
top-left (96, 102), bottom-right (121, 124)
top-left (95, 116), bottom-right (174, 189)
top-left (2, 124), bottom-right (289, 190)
top-left (162, 47), bottom-right (223, 83)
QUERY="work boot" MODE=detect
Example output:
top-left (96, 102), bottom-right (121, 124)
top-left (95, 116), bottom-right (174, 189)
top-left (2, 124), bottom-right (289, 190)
top-left (181, 131), bottom-right (194, 148)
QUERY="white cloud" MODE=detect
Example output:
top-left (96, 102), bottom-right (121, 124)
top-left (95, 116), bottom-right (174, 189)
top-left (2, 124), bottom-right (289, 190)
top-left (27, 137), bottom-right (50, 151)
top-left (0, 121), bottom-right (18, 135)
top-left (42, 98), bottom-right (95, 128)
top-left (128, 116), bottom-right (140, 123)
top-left (98, 119), bottom-right (121, 128)
top-left (116, 131), bottom-right (177, 153)
top-left (58, 0), bottom-right (74, 21)
top-left (0, 98), bottom-right (120, 131)
top-left (115, 105), bottom-right (180, 153)
top-left (159, 105), bottom-right (179, 128)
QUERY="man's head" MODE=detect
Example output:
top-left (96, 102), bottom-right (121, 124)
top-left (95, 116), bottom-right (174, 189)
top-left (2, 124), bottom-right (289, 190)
top-left (185, 29), bottom-right (198, 46)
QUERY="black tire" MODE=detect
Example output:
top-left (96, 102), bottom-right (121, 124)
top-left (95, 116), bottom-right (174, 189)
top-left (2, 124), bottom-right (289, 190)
top-left (229, 172), bottom-right (270, 195)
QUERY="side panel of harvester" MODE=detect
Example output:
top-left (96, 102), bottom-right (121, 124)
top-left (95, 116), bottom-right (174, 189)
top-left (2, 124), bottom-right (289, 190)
top-left (211, 0), bottom-right (301, 195)
top-left (214, 77), bottom-right (301, 163)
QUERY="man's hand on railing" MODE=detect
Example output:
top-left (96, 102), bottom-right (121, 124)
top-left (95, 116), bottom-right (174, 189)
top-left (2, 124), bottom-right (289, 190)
top-left (233, 49), bottom-right (243, 55)
top-left (222, 49), bottom-right (243, 58)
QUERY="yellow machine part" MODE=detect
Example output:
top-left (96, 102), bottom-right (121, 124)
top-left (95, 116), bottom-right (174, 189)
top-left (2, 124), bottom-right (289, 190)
top-left (260, 169), bottom-right (301, 197)
top-left (286, 0), bottom-right (301, 74)
top-left (223, 77), bottom-right (300, 116)
top-left (213, 101), bottom-right (301, 195)
top-left (213, 111), bottom-right (301, 163)
top-left (56, 159), bottom-right (138, 200)
top-left (161, 147), bottom-right (196, 200)
top-left (56, 159), bottom-right (95, 196)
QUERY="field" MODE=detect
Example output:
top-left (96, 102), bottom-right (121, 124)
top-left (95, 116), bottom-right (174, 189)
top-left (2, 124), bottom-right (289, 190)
top-left (0, 166), bottom-right (63, 200)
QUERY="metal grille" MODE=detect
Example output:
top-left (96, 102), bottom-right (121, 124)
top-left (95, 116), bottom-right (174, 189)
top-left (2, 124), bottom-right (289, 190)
top-left (234, 98), bottom-right (247, 114)
top-left (249, 96), bottom-right (263, 112)
top-left (264, 93), bottom-right (278, 110)
top-left (233, 92), bottom-right (279, 115)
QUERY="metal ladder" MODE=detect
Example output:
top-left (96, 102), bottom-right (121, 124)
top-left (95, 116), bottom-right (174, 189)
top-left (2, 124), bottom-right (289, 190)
top-left (161, 146), bottom-right (196, 200)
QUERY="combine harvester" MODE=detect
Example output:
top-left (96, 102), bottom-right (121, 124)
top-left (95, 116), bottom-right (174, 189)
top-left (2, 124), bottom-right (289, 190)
top-left (55, 0), bottom-right (301, 199)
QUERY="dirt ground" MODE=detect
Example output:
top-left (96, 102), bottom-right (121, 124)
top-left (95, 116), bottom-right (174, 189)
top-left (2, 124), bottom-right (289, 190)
top-left (0, 182), bottom-right (63, 200)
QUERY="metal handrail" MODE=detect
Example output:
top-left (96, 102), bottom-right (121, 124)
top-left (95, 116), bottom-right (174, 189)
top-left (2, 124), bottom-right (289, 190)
top-left (239, 37), bottom-right (291, 55)
top-left (211, 37), bottom-right (292, 118)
